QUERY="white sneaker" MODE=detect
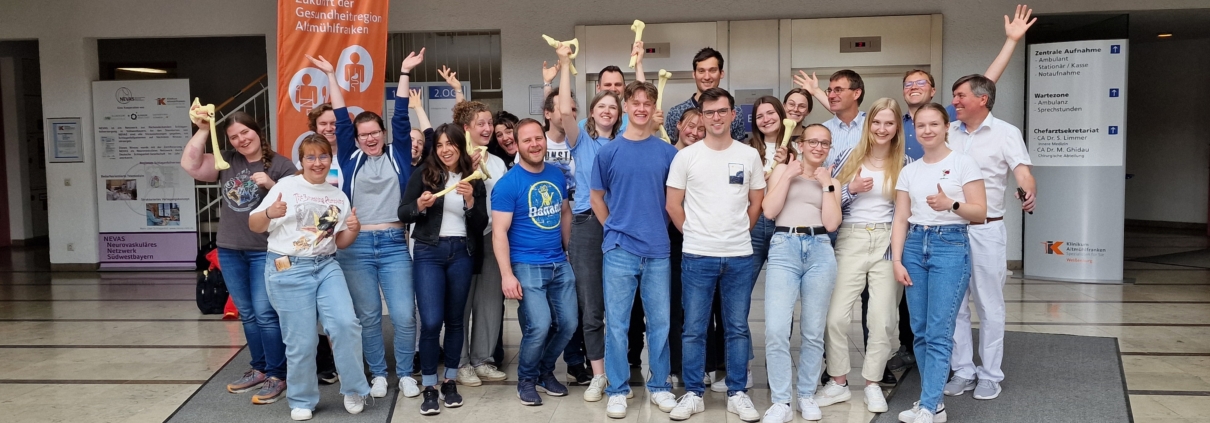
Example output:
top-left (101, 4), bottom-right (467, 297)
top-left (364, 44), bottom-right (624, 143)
top-left (898, 401), bottom-right (948, 423)
top-left (606, 394), bottom-right (628, 419)
top-left (474, 363), bottom-right (508, 381)
top-left (864, 384), bottom-right (888, 413)
top-left (761, 402), bottom-right (793, 423)
top-left (344, 394), bottom-right (366, 414)
top-left (669, 392), bottom-right (705, 421)
top-left (727, 392), bottom-right (761, 422)
top-left (370, 376), bottom-right (388, 398)
top-left (290, 408), bottom-right (313, 421)
top-left (705, 371), bottom-right (715, 387)
top-left (456, 364), bottom-right (482, 386)
top-left (584, 375), bottom-right (607, 402)
top-left (399, 376), bottom-right (421, 398)
top-left (711, 369), bottom-right (754, 392)
top-left (798, 397), bottom-right (823, 421)
top-left (912, 409), bottom-right (934, 423)
top-left (812, 380), bottom-right (851, 406)
top-left (651, 390), bottom-right (678, 413)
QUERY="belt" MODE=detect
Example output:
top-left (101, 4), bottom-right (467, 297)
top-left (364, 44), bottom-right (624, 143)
top-left (969, 216), bottom-right (1004, 226)
top-left (575, 210), bottom-right (594, 216)
top-left (774, 226), bottom-right (828, 235)
top-left (841, 222), bottom-right (891, 230)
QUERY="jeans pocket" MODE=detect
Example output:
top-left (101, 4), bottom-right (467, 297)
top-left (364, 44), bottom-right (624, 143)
top-left (937, 231), bottom-right (969, 247)
top-left (572, 213), bottom-right (592, 225)
top-left (769, 233), bottom-right (787, 247)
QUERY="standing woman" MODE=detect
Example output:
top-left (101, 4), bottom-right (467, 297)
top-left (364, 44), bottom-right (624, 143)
top-left (892, 103), bottom-right (986, 423)
top-left (816, 97), bottom-right (909, 413)
top-left (304, 103), bottom-right (342, 188)
top-left (181, 109), bottom-right (296, 404)
top-left (782, 88), bottom-right (814, 138)
top-left (250, 134), bottom-right (370, 421)
top-left (306, 50), bottom-right (423, 399)
top-left (399, 124), bottom-right (488, 415)
top-left (489, 110), bottom-right (519, 169)
top-left (758, 124), bottom-right (841, 422)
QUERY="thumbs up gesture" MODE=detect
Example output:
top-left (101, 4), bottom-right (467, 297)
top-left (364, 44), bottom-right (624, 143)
top-left (813, 164), bottom-right (833, 186)
top-left (266, 193), bottom-right (287, 219)
top-left (346, 207), bottom-right (360, 233)
top-left (926, 183), bottom-right (954, 211)
top-left (848, 167), bottom-right (874, 194)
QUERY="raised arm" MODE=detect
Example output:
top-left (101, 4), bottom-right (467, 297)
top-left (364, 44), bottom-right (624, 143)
top-left (180, 104), bottom-right (219, 182)
top-left (409, 88), bottom-right (433, 132)
top-left (394, 49), bottom-right (425, 164)
top-left (307, 54), bottom-right (344, 109)
top-left (438, 65), bottom-right (466, 104)
top-left (557, 42), bottom-right (582, 148)
top-left (984, 4), bottom-right (1036, 83)
top-left (632, 41), bottom-right (646, 83)
top-left (542, 61), bottom-right (558, 98)
top-left (794, 71), bottom-right (834, 116)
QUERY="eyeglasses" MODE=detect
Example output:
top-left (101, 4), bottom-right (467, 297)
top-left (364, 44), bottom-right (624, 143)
top-left (825, 87), bottom-right (852, 95)
top-left (702, 108), bottom-right (731, 119)
top-left (357, 130), bottom-right (383, 140)
top-left (904, 80), bottom-right (931, 89)
top-left (303, 154), bottom-right (332, 163)
top-left (795, 138), bottom-right (832, 149)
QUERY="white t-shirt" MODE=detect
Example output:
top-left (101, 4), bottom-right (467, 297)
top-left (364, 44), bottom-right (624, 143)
top-left (896, 151), bottom-right (983, 226)
top-left (481, 154), bottom-right (509, 235)
top-left (666, 140), bottom-right (767, 256)
top-left (846, 165), bottom-right (894, 223)
top-left (947, 114), bottom-right (1031, 218)
top-left (439, 172), bottom-right (468, 237)
top-left (545, 136), bottom-right (575, 195)
top-left (253, 175), bottom-right (350, 257)
top-left (762, 141), bottom-right (777, 174)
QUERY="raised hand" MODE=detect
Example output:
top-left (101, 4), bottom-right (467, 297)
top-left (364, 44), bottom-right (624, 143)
top-left (249, 172), bottom-right (273, 189)
top-left (1005, 4), bottom-right (1037, 42)
top-left (400, 48), bottom-right (425, 74)
top-left (849, 167), bottom-right (874, 194)
top-left (926, 183), bottom-right (953, 212)
top-left (408, 89), bottom-right (422, 108)
top-left (188, 102), bottom-right (211, 128)
top-left (556, 42), bottom-right (573, 61)
top-left (306, 54), bottom-right (335, 75)
top-left (631, 40), bottom-right (645, 63)
top-left (793, 70), bottom-right (822, 94)
top-left (266, 193), bottom-right (287, 219)
top-left (417, 191), bottom-right (436, 212)
top-left (437, 65), bottom-right (460, 89)
top-left (813, 165), bottom-right (833, 186)
top-left (783, 155), bottom-right (803, 179)
top-left (346, 207), bottom-right (360, 233)
top-left (542, 61), bottom-right (559, 85)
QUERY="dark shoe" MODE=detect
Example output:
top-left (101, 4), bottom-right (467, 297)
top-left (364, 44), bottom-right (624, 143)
top-left (517, 380), bottom-right (543, 406)
top-left (537, 372), bottom-right (569, 396)
top-left (567, 362), bottom-right (593, 386)
top-left (318, 370), bottom-right (338, 385)
top-left (820, 371), bottom-right (831, 387)
top-left (879, 368), bottom-right (898, 387)
top-left (420, 386), bottom-right (440, 415)
top-left (887, 347), bottom-right (916, 371)
top-left (441, 380), bottom-right (463, 407)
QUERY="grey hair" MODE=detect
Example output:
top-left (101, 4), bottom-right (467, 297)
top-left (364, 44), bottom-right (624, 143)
top-left (952, 74), bottom-right (996, 111)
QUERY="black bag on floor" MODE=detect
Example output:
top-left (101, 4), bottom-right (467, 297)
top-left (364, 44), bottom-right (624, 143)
top-left (196, 269), bottom-right (228, 315)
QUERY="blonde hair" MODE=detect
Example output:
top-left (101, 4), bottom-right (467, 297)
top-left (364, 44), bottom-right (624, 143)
top-left (837, 97), bottom-right (906, 199)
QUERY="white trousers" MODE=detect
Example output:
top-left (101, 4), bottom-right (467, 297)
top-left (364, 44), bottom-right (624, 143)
top-left (950, 220), bottom-right (1007, 383)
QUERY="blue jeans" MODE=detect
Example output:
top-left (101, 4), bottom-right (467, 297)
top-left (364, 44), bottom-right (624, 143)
top-left (514, 261), bottom-right (579, 381)
top-left (902, 224), bottom-right (971, 414)
top-left (264, 253), bottom-right (369, 410)
top-left (217, 248), bottom-right (286, 380)
top-left (336, 227), bottom-right (415, 378)
top-left (603, 247), bottom-right (672, 396)
top-left (681, 253), bottom-right (755, 396)
top-left (763, 233), bottom-right (836, 403)
top-left (412, 237), bottom-right (474, 387)
top-left (750, 215), bottom-right (776, 281)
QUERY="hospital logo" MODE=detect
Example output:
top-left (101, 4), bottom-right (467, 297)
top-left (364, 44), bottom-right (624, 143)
top-left (527, 181), bottom-right (563, 230)
top-left (1044, 241), bottom-right (1064, 255)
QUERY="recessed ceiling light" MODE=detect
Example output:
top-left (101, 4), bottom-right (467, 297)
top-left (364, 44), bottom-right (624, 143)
top-left (1157, 33), bottom-right (1174, 38)
top-left (116, 67), bottom-right (168, 74)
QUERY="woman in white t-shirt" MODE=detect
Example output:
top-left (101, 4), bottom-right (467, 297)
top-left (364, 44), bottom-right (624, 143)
top-left (249, 134), bottom-right (369, 421)
top-left (817, 98), bottom-right (910, 412)
top-left (890, 103), bottom-right (987, 423)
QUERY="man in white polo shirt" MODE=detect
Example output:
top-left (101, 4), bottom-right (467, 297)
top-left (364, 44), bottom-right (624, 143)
top-left (943, 74), bottom-right (1036, 401)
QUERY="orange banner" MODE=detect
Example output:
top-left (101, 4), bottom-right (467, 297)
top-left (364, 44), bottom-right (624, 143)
top-left (276, 0), bottom-right (389, 160)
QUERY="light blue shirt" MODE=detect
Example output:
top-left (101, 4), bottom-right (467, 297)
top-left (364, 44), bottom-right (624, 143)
top-left (823, 111), bottom-right (867, 166)
top-left (578, 115), bottom-right (628, 136)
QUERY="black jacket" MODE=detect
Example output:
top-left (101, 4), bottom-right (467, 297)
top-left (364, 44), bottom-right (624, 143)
top-left (398, 164), bottom-right (488, 267)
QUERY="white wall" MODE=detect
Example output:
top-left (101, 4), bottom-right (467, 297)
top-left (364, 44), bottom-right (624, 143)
top-left (2, 0), bottom-right (1207, 264)
top-left (1124, 37), bottom-right (1210, 224)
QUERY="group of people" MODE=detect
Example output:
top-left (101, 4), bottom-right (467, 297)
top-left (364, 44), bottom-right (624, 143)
top-left (180, 5), bottom-right (1039, 422)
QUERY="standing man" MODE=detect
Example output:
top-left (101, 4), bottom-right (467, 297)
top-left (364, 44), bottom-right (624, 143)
top-left (943, 74), bottom-right (1036, 401)
top-left (592, 80), bottom-right (680, 419)
top-left (665, 88), bottom-right (765, 422)
top-left (493, 117), bottom-right (578, 406)
top-left (665, 48), bottom-right (746, 142)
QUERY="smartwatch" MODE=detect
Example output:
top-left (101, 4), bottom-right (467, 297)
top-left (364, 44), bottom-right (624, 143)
top-left (826, 185), bottom-right (836, 193)
top-left (952, 201), bottom-right (960, 211)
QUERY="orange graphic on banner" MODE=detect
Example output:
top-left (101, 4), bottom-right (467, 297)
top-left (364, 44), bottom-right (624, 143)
top-left (276, 0), bottom-right (389, 161)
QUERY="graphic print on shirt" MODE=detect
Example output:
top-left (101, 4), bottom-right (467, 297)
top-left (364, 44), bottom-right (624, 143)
top-left (527, 181), bottom-right (563, 230)
top-left (546, 148), bottom-right (575, 194)
top-left (728, 163), bottom-right (746, 185)
top-left (290, 201), bottom-right (343, 253)
top-left (222, 168), bottom-right (262, 212)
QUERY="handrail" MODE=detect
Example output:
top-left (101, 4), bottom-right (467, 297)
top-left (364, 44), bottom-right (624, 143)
top-left (216, 74), bottom-right (268, 112)
top-left (216, 85), bottom-right (270, 125)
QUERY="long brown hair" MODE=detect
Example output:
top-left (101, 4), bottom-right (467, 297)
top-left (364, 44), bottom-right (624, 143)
top-left (585, 91), bottom-right (622, 139)
top-left (836, 97), bottom-right (906, 199)
top-left (294, 133), bottom-right (332, 176)
top-left (421, 124), bottom-right (474, 190)
top-left (221, 111), bottom-right (273, 171)
top-left (748, 96), bottom-right (786, 166)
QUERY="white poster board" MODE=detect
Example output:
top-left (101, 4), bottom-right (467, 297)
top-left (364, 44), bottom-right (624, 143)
top-left (1027, 40), bottom-right (1127, 167)
top-left (92, 79), bottom-right (198, 270)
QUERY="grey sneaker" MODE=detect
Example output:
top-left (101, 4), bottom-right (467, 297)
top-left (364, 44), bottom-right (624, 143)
top-left (942, 375), bottom-right (975, 396)
top-left (973, 379), bottom-right (1001, 400)
top-left (251, 377), bottom-right (286, 404)
top-left (227, 369), bottom-right (267, 393)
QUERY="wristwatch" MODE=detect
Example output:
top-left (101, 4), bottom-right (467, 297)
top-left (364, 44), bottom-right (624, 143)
top-left (826, 185), bottom-right (836, 193)
top-left (952, 201), bottom-right (960, 211)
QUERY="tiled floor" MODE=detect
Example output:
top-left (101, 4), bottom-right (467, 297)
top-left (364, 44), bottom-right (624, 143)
top-left (0, 230), bottom-right (1208, 422)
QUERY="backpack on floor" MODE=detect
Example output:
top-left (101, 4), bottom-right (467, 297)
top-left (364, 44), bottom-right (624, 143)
top-left (196, 247), bottom-right (229, 315)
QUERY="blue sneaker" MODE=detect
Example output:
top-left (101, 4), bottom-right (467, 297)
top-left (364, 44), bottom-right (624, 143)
top-left (517, 380), bottom-right (543, 406)
top-left (536, 372), bottom-right (568, 396)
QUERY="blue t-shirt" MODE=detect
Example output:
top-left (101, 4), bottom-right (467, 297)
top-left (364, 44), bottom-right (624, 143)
top-left (903, 104), bottom-right (958, 160)
top-left (590, 134), bottom-right (679, 258)
top-left (570, 130), bottom-right (610, 214)
top-left (491, 164), bottom-right (568, 265)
